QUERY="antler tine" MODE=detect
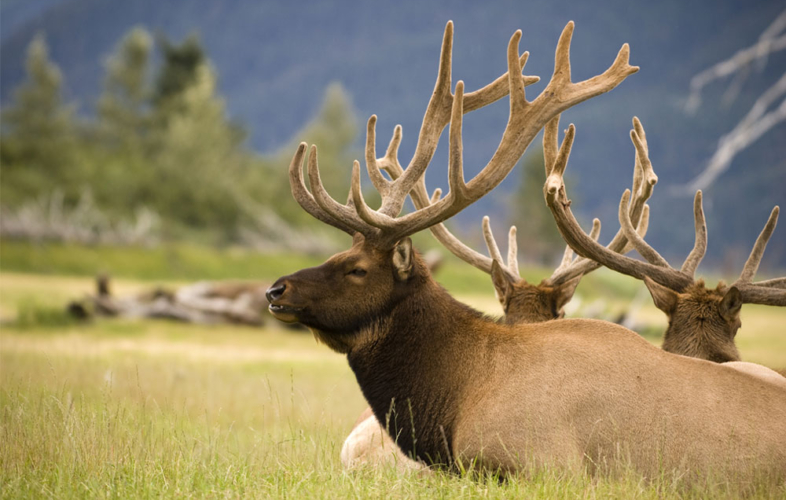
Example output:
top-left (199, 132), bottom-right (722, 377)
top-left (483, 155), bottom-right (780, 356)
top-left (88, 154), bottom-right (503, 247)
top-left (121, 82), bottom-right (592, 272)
top-left (365, 116), bottom-right (391, 197)
top-left (544, 115), bottom-right (560, 177)
top-left (588, 217), bottom-right (602, 241)
top-left (630, 117), bottom-right (647, 197)
top-left (618, 190), bottom-right (671, 268)
top-left (546, 22), bottom-right (639, 110)
top-left (544, 124), bottom-right (694, 292)
top-left (556, 247), bottom-right (574, 276)
top-left (752, 277), bottom-right (786, 288)
top-left (544, 123), bottom-right (576, 199)
top-left (464, 53), bottom-right (541, 112)
top-left (632, 204), bottom-right (651, 248)
top-left (482, 216), bottom-right (519, 280)
top-left (288, 143), bottom-right (361, 235)
top-left (508, 226), bottom-right (519, 278)
top-left (306, 146), bottom-right (375, 236)
top-left (376, 124), bottom-right (403, 179)
top-left (629, 118), bottom-right (657, 223)
top-left (734, 205), bottom-right (785, 306)
top-left (482, 215), bottom-right (505, 267)
top-left (448, 81), bottom-right (468, 202)
top-left (680, 191), bottom-right (708, 276)
top-left (736, 206), bottom-right (780, 285)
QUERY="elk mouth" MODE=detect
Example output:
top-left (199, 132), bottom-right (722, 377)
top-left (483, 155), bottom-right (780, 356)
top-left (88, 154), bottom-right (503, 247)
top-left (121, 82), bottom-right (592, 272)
top-left (268, 303), bottom-right (303, 323)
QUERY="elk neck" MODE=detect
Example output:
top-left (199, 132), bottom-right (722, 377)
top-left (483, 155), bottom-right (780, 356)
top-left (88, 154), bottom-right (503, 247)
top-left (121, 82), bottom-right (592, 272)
top-left (346, 271), bottom-right (503, 467)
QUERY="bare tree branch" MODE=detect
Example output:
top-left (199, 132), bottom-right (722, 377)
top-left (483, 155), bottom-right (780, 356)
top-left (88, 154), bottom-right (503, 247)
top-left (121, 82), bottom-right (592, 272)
top-left (676, 77), bottom-right (786, 194)
top-left (685, 10), bottom-right (786, 114)
top-left (677, 10), bottom-right (786, 194)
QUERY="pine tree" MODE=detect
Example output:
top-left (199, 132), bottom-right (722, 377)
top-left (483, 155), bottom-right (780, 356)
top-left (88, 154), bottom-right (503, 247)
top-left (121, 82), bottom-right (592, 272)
top-left (1, 35), bottom-right (78, 205)
top-left (97, 27), bottom-right (153, 149)
top-left (151, 59), bottom-right (249, 234)
top-left (153, 34), bottom-right (206, 109)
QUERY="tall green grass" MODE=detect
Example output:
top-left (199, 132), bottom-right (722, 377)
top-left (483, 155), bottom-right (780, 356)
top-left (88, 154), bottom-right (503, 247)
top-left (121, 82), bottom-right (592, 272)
top-left (3, 323), bottom-right (784, 499)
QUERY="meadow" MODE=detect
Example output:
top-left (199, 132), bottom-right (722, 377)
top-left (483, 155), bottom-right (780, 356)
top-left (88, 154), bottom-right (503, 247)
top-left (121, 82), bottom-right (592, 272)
top-left (2, 242), bottom-right (785, 499)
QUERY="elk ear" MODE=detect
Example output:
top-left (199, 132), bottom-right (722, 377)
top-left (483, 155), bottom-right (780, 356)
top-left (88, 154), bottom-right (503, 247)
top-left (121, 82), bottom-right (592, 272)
top-left (643, 276), bottom-right (679, 314)
top-left (720, 286), bottom-right (742, 321)
top-left (551, 276), bottom-right (582, 313)
top-left (392, 238), bottom-right (414, 281)
top-left (490, 259), bottom-right (515, 307)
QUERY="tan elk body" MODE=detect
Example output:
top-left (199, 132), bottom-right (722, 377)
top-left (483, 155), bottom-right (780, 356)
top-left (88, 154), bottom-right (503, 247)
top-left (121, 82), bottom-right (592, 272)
top-left (268, 22), bottom-right (786, 480)
top-left (274, 237), bottom-right (786, 477)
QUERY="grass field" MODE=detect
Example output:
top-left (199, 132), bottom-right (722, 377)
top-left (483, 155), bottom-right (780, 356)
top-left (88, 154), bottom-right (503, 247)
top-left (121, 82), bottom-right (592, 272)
top-left (2, 247), bottom-right (786, 498)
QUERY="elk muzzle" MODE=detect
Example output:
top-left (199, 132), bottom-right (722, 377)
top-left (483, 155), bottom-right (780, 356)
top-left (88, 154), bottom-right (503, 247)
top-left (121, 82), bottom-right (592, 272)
top-left (266, 279), bottom-right (301, 323)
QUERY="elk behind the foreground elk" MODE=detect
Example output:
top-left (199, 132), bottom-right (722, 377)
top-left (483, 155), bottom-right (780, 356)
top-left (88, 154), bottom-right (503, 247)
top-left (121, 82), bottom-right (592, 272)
top-left (542, 116), bottom-right (786, 366)
top-left (267, 21), bottom-right (786, 481)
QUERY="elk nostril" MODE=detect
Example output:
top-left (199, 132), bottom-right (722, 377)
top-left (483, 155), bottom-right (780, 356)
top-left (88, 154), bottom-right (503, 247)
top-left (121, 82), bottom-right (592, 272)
top-left (266, 284), bottom-right (286, 303)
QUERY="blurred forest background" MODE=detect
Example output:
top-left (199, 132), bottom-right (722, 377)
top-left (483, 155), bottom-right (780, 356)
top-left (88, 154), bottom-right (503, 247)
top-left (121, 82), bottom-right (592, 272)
top-left (2, 0), bottom-right (785, 272)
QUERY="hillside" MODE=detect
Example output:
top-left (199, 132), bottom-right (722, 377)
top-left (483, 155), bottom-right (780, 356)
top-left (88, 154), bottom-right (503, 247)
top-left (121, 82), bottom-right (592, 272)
top-left (2, 0), bottom-right (785, 269)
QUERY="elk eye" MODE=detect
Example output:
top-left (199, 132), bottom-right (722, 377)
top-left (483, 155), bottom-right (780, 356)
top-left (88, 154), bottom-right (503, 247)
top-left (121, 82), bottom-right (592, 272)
top-left (348, 268), bottom-right (367, 277)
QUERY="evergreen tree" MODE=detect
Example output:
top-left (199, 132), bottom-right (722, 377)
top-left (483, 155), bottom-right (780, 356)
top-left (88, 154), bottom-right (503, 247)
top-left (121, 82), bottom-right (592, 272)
top-left (97, 27), bottom-right (153, 149)
top-left (86, 27), bottom-right (156, 216)
top-left (1, 35), bottom-right (78, 205)
top-left (153, 34), bottom-right (205, 109)
top-left (151, 61), bottom-right (249, 235)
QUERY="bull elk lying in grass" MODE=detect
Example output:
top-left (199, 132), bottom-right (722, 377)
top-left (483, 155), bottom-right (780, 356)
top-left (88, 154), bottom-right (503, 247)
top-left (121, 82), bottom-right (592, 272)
top-left (541, 116), bottom-right (786, 387)
top-left (341, 117), bottom-right (655, 471)
top-left (267, 21), bottom-right (786, 481)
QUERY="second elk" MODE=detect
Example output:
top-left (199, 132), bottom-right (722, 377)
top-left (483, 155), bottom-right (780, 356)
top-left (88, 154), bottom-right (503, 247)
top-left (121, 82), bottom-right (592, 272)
top-left (542, 115), bottom-right (786, 386)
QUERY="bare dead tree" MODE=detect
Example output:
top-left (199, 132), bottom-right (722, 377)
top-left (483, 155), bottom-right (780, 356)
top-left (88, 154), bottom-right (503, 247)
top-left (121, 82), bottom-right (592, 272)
top-left (678, 9), bottom-right (786, 194)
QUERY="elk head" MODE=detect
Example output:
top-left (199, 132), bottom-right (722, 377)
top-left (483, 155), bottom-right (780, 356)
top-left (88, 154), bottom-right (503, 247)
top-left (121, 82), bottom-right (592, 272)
top-left (543, 117), bottom-right (785, 362)
top-left (267, 232), bottom-right (424, 352)
top-left (267, 20), bottom-right (639, 354)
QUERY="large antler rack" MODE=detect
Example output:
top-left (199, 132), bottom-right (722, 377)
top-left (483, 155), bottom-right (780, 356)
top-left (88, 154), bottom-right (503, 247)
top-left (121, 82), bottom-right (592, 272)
top-left (543, 123), bottom-right (786, 306)
top-left (289, 21), bottom-right (638, 248)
